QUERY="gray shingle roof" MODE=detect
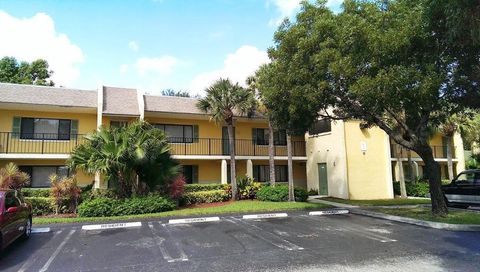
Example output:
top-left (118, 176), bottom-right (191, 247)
top-left (102, 86), bottom-right (140, 116)
top-left (144, 95), bottom-right (203, 115)
top-left (0, 83), bottom-right (97, 108)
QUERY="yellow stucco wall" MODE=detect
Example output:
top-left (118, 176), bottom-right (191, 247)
top-left (344, 121), bottom-right (393, 200)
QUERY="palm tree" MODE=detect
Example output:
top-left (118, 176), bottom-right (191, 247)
top-left (197, 78), bottom-right (256, 200)
top-left (69, 121), bottom-right (178, 197)
top-left (246, 75), bottom-right (276, 186)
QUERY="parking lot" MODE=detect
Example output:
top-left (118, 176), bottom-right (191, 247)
top-left (1, 212), bottom-right (479, 272)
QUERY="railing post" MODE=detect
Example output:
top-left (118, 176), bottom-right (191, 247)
top-left (253, 140), bottom-right (256, 156)
top-left (208, 138), bottom-right (211, 156)
top-left (41, 134), bottom-right (45, 154)
top-left (5, 133), bottom-right (9, 154)
top-left (184, 140), bottom-right (187, 155)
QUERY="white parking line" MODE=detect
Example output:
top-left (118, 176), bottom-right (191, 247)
top-left (82, 222), bottom-right (142, 230)
top-left (18, 230), bottom-right (63, 272)
top-left (168, 216), bottom-right (220, 225)
top-left (309, 210), bottom-right (349, 216)
top-left (39, 229), bottom-right (76, 272)
top-left (31, 227), bottom-right (51, 234)
top-left (243, 213), bottom-right (288, 219)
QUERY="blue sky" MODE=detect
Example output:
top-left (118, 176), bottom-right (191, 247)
top-left (0, 0), bottom-right (342, 95)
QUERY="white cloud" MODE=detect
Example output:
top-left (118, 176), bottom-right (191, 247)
top-left (135, 56), bottom-right (179, 76)
top-left (268, 0), bottom-right (343, 26)
top-left (128, 41), bottom-right (139, 52)
top-left (0, 11), bottom-right (84, 86)
top-left (189, 45), bottom-right (270, 95)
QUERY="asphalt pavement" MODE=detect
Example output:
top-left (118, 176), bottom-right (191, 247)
top-left (1, 212), bottom-right (479, 272)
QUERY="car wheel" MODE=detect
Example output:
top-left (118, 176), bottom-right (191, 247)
top-left (22, 217), bottom-right (32, 239)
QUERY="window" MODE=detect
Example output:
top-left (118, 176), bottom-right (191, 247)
top-left (154, 124), bottom-right (194, 143)
top-left (181, 165), bottom-right (198, 184)
top-left (19, 166), bottom-right (70, 188)
top-left (253, 165), bottom-right (288, 182)
top-left (455, 172), bottom-right (480, 185)
top-left (253, 128), bottom-right (287, 146)
top-left (110, 121), bottom-right (128, 128)
top-left (4, 192), bottom-right (19, 210)
top-left (309, 119), bottom-right (331, 135)
top-left (20, 118), bottom-right (72, 140)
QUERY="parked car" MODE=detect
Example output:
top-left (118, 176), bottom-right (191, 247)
top-left (442, 170), bottom-right (480, 208)
top-left (0, 189), bottom-right (32, 250)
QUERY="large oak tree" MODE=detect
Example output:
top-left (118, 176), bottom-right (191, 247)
top-left (261, 0), bottom-right (480, 215)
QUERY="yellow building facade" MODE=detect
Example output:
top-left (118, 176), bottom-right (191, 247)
top-left (0, 83), bottom-right (465, 199)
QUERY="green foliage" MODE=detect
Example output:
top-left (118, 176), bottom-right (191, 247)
top-left (256, 185), bottom-right (308, 202)
top-left (69, 121), bottom-right (179, 197)
top-left (25, 197), bottom-right (69, 216)
top-left (81, 188), bottom-right (119, 201)
top-left (181, 190), bottom-right (231, 205)
top-left (21, 188), bottom-right (50, 197)
top-left (237, 176), bottom-right (262, 200)
top-left (161, 89), bottom-right (195, 97)
top-left (466, 157), bottom-right (479, 169)
top-left (393, 182), bottom-right (430, 198)
top-left (0, 57), bottom-right (54, 86)
top-left (77, 196), bottom-right (176, 217)
top-left (308, 189), bottom-right (319, 196)
top-left (184, 184), bottom-right (231, 193)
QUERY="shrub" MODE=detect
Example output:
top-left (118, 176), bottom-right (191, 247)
top-left (184, 184), bottom-right (230, 193)
top-left (0, 163), bottom-right (30, 190)
top-left (81, 188), bottom-right (119, 201)
top-left (308, 189), bottom-right (319, 196)
top-left (237, 176), bottom-right (262, 200)
top-left (393, 181), bottom-right (430, 197)
top-left (21, 188), bottom-right (51, 197)
top-left (181, 190), bottom-right (231, 205)
top-left (25, 197), bottom-right (70, 215)
top-left (25, 197), bottom-right (55, 216)
top-left (77, 196), bottom-right (176, 217)
top-left (168, 175), bottom-right (186, 199)
top-left (256, 185), bottom-right (308, 202)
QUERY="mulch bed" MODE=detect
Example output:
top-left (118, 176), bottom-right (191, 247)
top-left (35, 213), bottom-right (78, 218)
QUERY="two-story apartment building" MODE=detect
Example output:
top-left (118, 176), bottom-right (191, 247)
top-left (0, 83), bottom-right (307, 189)
top-left (0, 83), bottom-right (465, 199)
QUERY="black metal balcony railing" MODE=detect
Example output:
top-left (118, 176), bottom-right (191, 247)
top-left (0, 132), bottom-right (307, 157)
top-left (390, 144), bottom-right (456, 159)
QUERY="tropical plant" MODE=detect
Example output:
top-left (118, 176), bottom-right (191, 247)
top-left (49, 174), bottom-right (64, 214)
top-left (168, 175), bottom-right (186, 199)
top-left (236, 175), bottom-right (262, 200)
top-left (196, 78), bottom-right (256, 200)
top-left (69, 121), bottom-right (179, 198)
top-left (0, 162), bottom-right (30, 190)
top-left (257, 1), bottom-right (480, 215)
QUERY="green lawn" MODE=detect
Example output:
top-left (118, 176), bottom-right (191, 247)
top-left (33, 200), bottom-right (331, 225)
top-left (322, 197), bottom-right (431, 206)
top-left (370, 207), bottom-right (480, 225)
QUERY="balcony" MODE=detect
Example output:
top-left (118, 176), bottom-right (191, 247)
top-left (0, 132), bottom-right (306, 157)
top-left (390, 143), bottom-right (456, 159)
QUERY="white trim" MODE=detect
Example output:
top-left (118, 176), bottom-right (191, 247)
top-left (137, 90), bottom-right (145, 120)
top-left (391, 158), bottom-right (459, 162)
top-left (97, 84), bottom-right (104, 130)
top-left (0, 154), bottom-right (69, 159)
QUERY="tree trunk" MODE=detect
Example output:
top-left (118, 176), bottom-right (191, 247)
top-left (407, 150), bottom-right (415, 183)
top-left (396, 146), bottom-right (407, 199)
top-left (286, 133), bottom-right (295, 202)
top-left (415, 143), bottom-right (448, 216)
top-left (268, 121), bottom-right (276, 186)
top-left (227, 123), bottom-right (238, 200)
top-left (446, 136), bottom-right (454, 181)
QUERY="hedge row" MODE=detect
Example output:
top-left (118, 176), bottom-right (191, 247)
top-left (393, 182), bottom-right (430, 197)
top-left (184, 184), bottom-right (230, 193)
top-left (25, 197), bottom-right (71, 215)
top-left (21, 188), bottom-right (51, 198)
top-left (181, 190), bottom-right (231, 205)
top-left (77, 196), bottom-right (176, 217)
top-left (256, 185), bottom-right (308, 202)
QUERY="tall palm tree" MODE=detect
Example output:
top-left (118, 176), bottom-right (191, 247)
top-left (246, 75), bottom-right (276, 186)
top-left (197, 78), bottom-right (256, 200)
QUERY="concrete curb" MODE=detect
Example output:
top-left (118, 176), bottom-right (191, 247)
top-left (351, 209), bottom-right (480, 232)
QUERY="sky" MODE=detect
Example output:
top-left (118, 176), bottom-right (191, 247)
top-left (0, 0), bottom-right (342, 96)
